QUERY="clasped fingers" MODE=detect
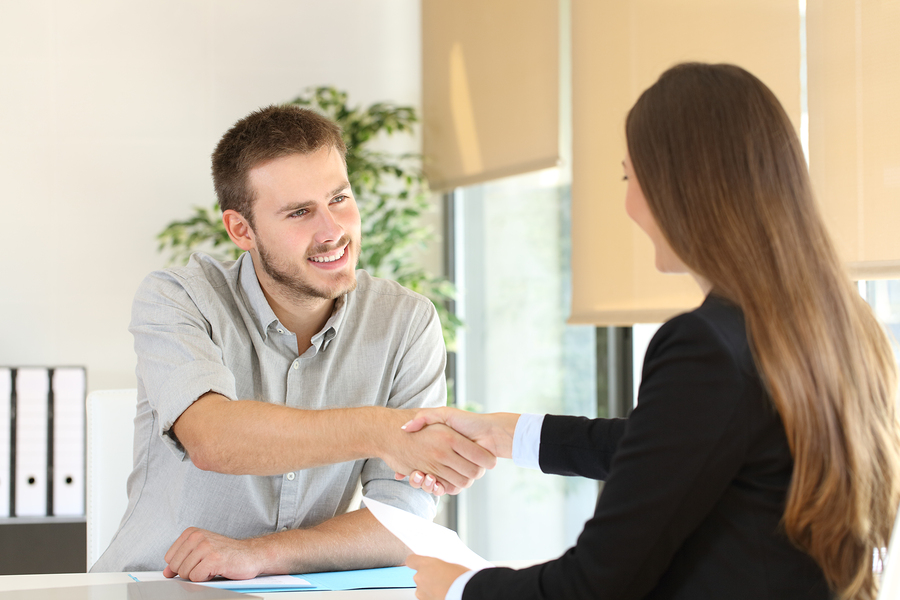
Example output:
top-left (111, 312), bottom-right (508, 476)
top-left (399, 424), bottom-right (497, 494)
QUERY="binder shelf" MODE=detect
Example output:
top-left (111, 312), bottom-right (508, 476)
top-left (0, 367), bottom-right (86, 518)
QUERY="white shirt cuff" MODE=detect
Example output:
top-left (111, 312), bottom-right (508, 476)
top-left (445, 567), bottom-right (485, 600)
top-left (511, 413), bottom-right (544, 470)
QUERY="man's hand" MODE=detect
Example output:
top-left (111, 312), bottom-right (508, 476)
top-left (379, 411), bottom-right (497, 495)
top-left (397, 408), bottom-right (520, 495)
top-left (163, 528), bottom-right (264, 582)
top-left (402, 408), bottom-right (519, 459)
top-left (406, 554), bottom-right (470, 600)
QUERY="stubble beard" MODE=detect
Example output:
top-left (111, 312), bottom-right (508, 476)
top-left (256, 234), bottom-right (358, 304)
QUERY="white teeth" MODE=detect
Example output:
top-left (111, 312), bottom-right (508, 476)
top-left (310, 247), bottom-right (346, 263)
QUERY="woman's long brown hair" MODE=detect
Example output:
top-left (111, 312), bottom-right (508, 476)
top-left (626, 63), bottom-right (900, 599)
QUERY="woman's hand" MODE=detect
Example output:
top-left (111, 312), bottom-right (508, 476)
top-left (406, 554), bottom-right (470, 600)
top-left (398, 469), bottom-right (449, 496)
top-left (396, 408), bottom-right (520, 496)
top-left (402, 408), bottom-right (519, 459)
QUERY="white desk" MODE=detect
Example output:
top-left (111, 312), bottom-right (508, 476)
top-left (0, 572), bottom-right (416, 600)
top-left (0, 562), bottom-right (537, 599)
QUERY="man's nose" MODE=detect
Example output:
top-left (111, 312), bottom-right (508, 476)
top-left (314, 207), bottom-right (342, 244)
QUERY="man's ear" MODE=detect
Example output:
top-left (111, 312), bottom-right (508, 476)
top-left (222, 209), bottom-right (255, 251)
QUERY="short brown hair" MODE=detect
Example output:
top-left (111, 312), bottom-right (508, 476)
top-left (211, 104), bottom-right (346, 226)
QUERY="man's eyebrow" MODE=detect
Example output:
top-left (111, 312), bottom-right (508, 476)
top-left (329, 182), bottom-right (351, 197)
top-left (278, 200), bottom-right (315, 215)
top-left (277, 184), bottom-right (352, 215)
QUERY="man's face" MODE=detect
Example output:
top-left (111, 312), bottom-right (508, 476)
top-left (246, 146), bottom-right (361, 304)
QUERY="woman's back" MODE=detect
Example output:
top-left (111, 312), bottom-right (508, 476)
top-left (626, 63), bottom-right (900, 599)
top-left (636, 295), bottom-right (829, 598)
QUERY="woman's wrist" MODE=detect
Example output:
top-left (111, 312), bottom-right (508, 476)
top-left (489, 412), bottom-right (520, 459)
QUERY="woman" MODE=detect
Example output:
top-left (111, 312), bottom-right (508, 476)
top-left (402, 63), bottom-right (900, 600)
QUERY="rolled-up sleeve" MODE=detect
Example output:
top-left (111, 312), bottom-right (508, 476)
top-left (129, 270), bottom-right (238, 459)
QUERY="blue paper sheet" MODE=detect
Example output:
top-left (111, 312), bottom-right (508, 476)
top-left (131, 567), bottom-right (416, 593)
top-left (302, 566), bottom-right (416, 591)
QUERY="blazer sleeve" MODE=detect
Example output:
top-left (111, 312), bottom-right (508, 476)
top-left (463, 310), bottom-right (755, 600)
top-left (539, 415), bottom-right (628, 480)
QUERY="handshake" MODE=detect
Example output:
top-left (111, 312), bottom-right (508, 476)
top-left (384, 407), bottom-right (521, 497)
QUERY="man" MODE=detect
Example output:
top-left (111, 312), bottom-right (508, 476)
top-left (91, 105), bottom-right (494, 579)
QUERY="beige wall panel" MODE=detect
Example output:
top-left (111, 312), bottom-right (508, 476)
top-left (571, 0), bottom-right (801, 325)
top-left (808, 0), bottom-right (900, 279)
top-left (422, 0), bottom-right (560, 191)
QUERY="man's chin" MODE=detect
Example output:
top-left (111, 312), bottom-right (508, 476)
top-left (314, 269), bottom-right (358, 300)
top-left (327, 277), bottom-right (357, 299)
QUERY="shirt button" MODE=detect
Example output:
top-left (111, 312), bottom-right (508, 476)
top-left (292, 362), bottom-right (299, 370)
top-left (277, 328), bottom-right (284, 334)
top-left (280, 526), bottom-right (288, 532)
top-left (286, 472), bottom-right (295, 481)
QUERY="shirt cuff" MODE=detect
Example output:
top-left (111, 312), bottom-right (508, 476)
top-left (511, 413), bottom-right (544, 470)
top-left (445, 567), bottom-right (485, 600)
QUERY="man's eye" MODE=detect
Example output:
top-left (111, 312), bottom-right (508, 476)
top-left (290, 209), bottom-right (308, 218)
top-left (332, 194), bottom-right (347, 204)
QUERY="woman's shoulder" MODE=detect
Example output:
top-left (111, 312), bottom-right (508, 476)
top-left (650, 294), bottom-right (756, 378)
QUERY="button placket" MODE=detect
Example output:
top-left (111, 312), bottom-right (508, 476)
top-left (275, 357), bottom-right (303, 533)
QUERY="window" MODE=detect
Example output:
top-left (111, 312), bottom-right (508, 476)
top-left (860, 281), bottom-right (900, 364)
top-left (449, 168), bottom-right (597, 561)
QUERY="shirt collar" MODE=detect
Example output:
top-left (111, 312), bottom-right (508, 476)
top-left (312, 293), bottom-right (347, 353)
top-left (237, 252), bottom-right (350, 352)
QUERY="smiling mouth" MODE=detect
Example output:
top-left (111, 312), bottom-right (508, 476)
top-left (309, 246), bottom-right (347, 263)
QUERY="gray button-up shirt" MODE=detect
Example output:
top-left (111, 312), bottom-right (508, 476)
top-left (92, 252), bottom-right (443, 572)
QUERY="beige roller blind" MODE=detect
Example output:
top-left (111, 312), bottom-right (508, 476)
top-left (422, 0), bottom-right (560, 192)
top-left (569, 0), bottom-right (801, 325)
top-left (807, 0), bottom-right (900, 280)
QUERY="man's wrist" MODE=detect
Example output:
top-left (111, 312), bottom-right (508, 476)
top-left (361, 406), bottom-right (412, 462)
top-left (228, 533), bottom-right (277, 576)
top-left (254, 527), bottom-right (321, 575)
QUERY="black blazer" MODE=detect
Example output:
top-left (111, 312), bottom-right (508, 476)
top-left (464, 295), bottom-right (832, 599)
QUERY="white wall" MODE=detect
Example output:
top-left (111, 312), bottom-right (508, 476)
top-left (0, 0), bottom-right (423, 392)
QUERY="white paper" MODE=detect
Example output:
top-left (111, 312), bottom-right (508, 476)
top-left (363, 496), bottom-right (493, 570)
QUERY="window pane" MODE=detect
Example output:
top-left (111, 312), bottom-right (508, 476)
top-left (863, 280), bottom-right (900, 362)
top-left (454, 169), bottom-right (597, 562)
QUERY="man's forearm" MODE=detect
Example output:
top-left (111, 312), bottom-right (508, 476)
top-left (257, 508), bottom-right (409, 574)
top-left (164, 509), bottom-right (410, 581)
top-left (174, 393), bottom-right (495, 492)
top-left (174, 393), bottom-right (402, 475)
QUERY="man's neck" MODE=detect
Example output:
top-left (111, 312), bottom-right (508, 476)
top-left (254, 267), bottom-right (336, 356)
